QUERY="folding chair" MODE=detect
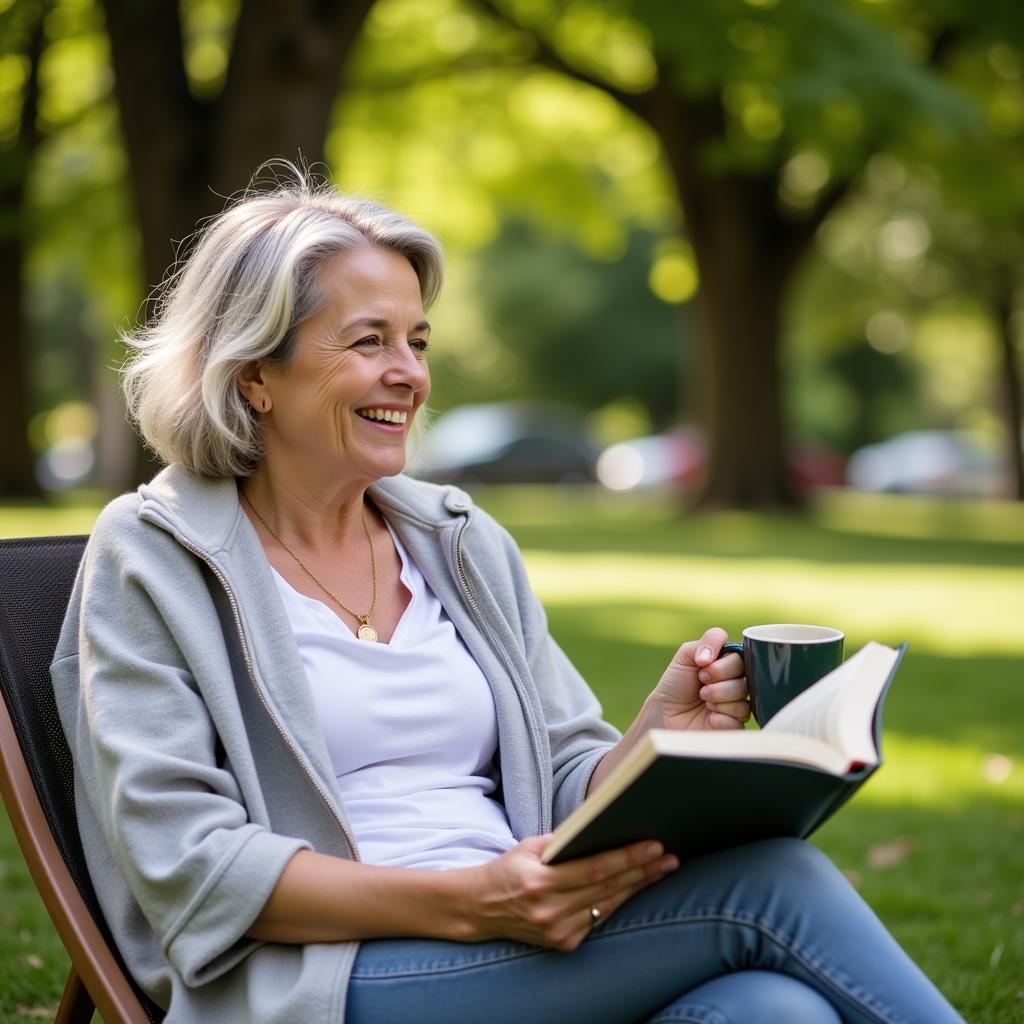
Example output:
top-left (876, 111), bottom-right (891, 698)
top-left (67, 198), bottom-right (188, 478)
top-left (0, 535), bottom-right (163, 1024)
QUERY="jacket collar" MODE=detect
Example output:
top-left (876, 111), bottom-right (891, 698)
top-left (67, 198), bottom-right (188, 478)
top-left (137, 463), bottom-right (472, 556)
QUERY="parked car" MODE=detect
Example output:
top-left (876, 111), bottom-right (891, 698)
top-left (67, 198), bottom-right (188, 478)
top-left (846, 430), bottom-right (1006, 497)
top-left (596, 428), bottom-right (845, 495)
top-left (596, 427), bottom-right (706, 492)
top-left (410, 401), bottom-right (599, 485)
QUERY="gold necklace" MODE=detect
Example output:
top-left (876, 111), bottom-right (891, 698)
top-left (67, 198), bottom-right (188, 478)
top-left (240, 489), bottom-right (380, 643)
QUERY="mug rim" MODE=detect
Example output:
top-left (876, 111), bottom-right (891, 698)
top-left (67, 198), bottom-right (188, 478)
top-left (742, 623), bottom-right (844, 643)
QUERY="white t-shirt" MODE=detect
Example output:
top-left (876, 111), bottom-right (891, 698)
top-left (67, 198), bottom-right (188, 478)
top-left (272, 529), bottom-right (517, 870)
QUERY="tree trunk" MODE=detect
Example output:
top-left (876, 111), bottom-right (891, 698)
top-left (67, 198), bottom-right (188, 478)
top-left (98, 0), bottom-right (375, 487)
top-left (993, 275), bottom-right (1024, 500)
top-left (0, 209), bottom-right (40, 498)
top-left (0, 3), bottom-right (47, 499)
top-left (689, 216), bottom-right (793, 508)
top-left (645, 85), bottom-right (811, 508)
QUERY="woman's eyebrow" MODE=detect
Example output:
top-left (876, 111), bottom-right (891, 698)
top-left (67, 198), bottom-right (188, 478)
top-left (341, 316), bottom-right (431, 333)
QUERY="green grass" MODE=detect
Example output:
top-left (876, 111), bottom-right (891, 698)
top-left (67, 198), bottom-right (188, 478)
top-left (2, 488), bottom-right (1023, 1022)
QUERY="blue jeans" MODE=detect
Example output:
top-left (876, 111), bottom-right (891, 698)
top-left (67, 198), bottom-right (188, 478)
top-left (347, 838), bottom-right (965, 1023)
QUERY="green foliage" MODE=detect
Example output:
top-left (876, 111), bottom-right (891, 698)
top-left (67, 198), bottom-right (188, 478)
top-left (545, 0), bottom-right (979, 175)
top-left (179, 0), bottom-right (239, 99)
top-left (336, 0), bottom-right (675, 252)
top-left (21, 0), bottom-right (140, 433)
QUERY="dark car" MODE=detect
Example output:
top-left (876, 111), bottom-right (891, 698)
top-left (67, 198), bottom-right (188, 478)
top-left (410, 402), bottom-right (598, 485)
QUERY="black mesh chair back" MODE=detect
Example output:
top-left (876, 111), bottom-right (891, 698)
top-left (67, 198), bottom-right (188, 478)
top-left (0, 535), bottom-right (164, 1023)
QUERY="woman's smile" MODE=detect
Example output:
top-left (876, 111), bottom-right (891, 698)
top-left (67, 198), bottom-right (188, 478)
top-left (355, 405), bottom-right (412, 429)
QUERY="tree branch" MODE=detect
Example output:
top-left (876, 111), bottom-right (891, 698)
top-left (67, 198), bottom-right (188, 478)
top-left (465, 0), bottom-right (650, 117)
top-left (344, 51), bottom-right (534, 94)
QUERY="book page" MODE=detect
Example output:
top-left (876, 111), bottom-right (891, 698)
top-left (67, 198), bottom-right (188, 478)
top-left (764, 653), bottom-right (862, 742)
top-left (764, 642), bottom-right (897, 765)
top-left (650, 728), bottom-right (850, 774)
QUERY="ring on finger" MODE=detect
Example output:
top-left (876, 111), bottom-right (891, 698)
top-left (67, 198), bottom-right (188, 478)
top-left (589, 905), bottom-right (602, 928)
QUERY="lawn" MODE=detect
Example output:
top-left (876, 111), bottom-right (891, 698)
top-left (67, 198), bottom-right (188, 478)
top-left (1, 488), bottom-right (1022, 1023)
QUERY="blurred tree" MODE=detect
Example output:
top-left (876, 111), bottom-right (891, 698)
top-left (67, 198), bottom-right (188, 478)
top-left (461, 0), bottom-right (975, 507)
top-left (789, 2), bottom-right (1024, 499)
top-left (0, 0), bottom-right (49, 497)
top-left (98, 0), bottom-right (376, 480)
top-left (922, 15), bottom-right (1024, 498)
top-left (432, 221), bottom-right (686, 423)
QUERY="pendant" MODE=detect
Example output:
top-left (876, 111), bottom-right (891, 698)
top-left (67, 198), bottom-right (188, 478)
top-left (356, 618), bottom-right (379, 643)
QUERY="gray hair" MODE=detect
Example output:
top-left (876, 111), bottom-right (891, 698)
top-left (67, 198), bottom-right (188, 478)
top-left (121, 163), bottom-right (444, 478)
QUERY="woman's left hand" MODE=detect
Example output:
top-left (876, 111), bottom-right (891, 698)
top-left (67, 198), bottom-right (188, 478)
top-left (649, 627), bottom-right (750, 731)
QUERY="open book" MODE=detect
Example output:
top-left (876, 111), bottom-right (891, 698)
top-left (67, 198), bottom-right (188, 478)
top-left (542, 641), bottom-right (906, 865)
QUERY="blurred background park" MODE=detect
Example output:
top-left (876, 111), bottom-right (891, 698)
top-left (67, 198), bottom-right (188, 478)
top-left (1, 0), bottom-right (1023, 1021)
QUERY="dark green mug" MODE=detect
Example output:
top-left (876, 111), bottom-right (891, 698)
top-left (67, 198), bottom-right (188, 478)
top-left (722, 624), bottom-right (845, 726)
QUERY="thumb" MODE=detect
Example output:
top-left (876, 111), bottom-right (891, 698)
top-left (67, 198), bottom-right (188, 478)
top-left (517, 834), bottom-right (554, 857)
top-left (694, 627), bottom-right (729, 667)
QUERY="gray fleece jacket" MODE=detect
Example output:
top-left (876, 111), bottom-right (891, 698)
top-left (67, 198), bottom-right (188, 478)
top-left (50, 464), bottom-right (620, 1023)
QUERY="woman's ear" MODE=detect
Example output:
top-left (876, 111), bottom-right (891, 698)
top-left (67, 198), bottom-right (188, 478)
top-left (237, 362), bottom-right (272, 414)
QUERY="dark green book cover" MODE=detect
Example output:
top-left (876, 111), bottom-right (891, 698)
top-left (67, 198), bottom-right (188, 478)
top-left (545, 642), bottom-right (905, 865)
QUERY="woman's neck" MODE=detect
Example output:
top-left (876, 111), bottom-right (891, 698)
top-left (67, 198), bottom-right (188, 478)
top-left (238, 465), bottom-right (372, 552)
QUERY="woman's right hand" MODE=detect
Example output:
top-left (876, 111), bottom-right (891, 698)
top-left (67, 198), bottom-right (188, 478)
top-left (460, 836), bottom-right (679, 951)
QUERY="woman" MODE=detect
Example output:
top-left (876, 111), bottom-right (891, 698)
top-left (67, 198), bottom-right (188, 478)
top-left (52, 170), bottom-right (966, 1023)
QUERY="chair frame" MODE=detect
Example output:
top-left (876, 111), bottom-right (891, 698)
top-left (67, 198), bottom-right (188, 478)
top-left (1, 693), bottom-right (152, 1024)
top-left (0, 534), bottom-right (154, 1024)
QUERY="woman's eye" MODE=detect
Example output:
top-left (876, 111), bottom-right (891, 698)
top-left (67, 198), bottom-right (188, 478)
top-left (410, 339), bottom-right (430, 353)
top-left (354, 336), bottom-right (381, 348)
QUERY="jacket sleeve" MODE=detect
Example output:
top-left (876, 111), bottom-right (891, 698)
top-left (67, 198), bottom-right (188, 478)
top-left (51, 503), bottom-right (310, 987)
top-left (484, 511), bottom-right (622, 828)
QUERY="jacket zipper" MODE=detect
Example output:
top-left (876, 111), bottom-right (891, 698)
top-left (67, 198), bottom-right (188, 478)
top-left (453, 515), bottom-right (552, 831)
top-left (176, 534), bottom-right (360, 861)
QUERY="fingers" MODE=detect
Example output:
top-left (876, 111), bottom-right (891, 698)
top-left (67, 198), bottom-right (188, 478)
top-left (552, 839), bottom-right (666, 892)
top-left (698, 671), bottom-right (746, 703)
top-left (570, 845), bottom-right (678, 911)
top-left (573, 850), bottom-right (679, 942)
top-left (482, 838), bottom-right (679, 952)
top-left (706, 705), bottom-right (750, 728)
top-left (698, 651), bottom-right (744, 686)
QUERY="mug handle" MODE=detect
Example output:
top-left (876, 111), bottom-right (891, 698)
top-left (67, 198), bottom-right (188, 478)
top-left (721, 641), bottom-right (744, 658)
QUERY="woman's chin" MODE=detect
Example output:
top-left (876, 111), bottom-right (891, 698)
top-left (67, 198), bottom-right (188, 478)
top-left (354, 451), bottom-right (408, 482)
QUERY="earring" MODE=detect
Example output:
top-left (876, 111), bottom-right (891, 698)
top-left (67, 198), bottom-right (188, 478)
top-left (261, 398), bottom-right (269, 412)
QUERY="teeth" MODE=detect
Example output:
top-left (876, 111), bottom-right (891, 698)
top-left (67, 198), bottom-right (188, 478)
top-left (358, 408), bottom-right (407, 424)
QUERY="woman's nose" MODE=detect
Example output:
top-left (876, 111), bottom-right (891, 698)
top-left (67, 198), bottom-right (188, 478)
top-left (382, 344), bottom-right (430, 391)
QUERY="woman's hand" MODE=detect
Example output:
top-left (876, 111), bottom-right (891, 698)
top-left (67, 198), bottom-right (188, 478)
top-left (650, 626), bottom-right (750, 731)
top-left (461, 836), bottom-right (678, 951)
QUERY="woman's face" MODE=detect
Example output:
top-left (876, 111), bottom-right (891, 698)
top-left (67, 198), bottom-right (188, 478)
top-left (255, 246), bottom-right (431, 488)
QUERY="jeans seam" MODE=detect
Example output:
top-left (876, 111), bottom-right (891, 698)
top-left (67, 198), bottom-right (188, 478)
top-left (590, 910), bottom-right (904, 1024)
top-left (648, 1015), bottom-right (722, 1024)
top-left (349, 943), bottom-right (547, 979)
top-left (647, 1010), bottom-right (726, 1024)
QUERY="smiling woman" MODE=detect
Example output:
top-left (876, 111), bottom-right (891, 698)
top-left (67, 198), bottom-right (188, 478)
top-left (121, 172), bottom-right (442, 482)
top-left (48, 162), bottom-right (967, 1024)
